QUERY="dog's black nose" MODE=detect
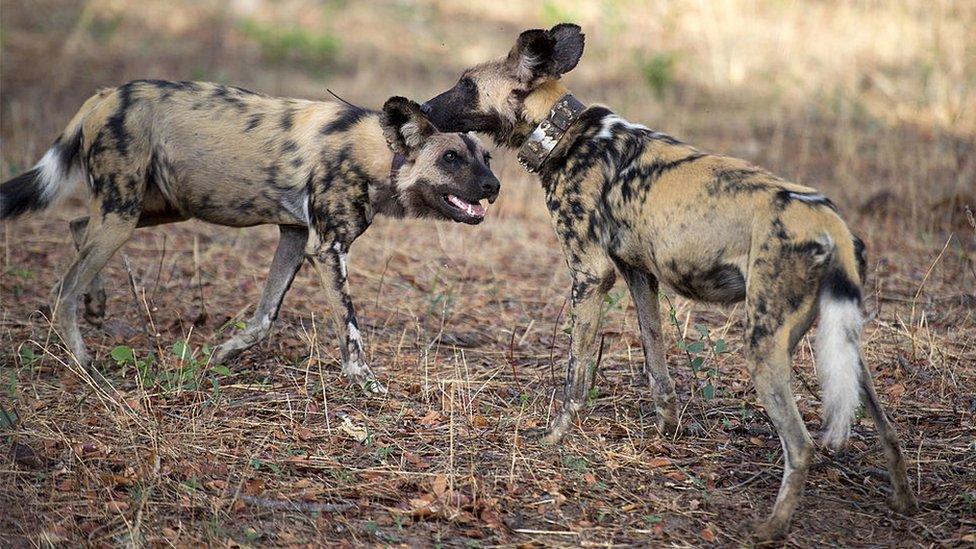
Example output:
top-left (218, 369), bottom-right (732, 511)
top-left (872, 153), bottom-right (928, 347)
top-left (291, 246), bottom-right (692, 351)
top-left (482, 177), bottom-right (500, 198)
top-left (420, 103), bottom-right (432, 115)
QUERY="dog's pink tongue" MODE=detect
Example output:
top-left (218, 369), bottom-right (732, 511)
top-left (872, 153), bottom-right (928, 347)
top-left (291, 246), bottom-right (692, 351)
top-left (448, 195), bottom-right (486, 218)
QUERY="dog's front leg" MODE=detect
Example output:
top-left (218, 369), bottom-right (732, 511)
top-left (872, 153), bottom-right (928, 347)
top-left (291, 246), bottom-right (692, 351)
top-left (543, 265), bottom-right (615, 444)
top-left (307, 240), bottom-right (387, 395)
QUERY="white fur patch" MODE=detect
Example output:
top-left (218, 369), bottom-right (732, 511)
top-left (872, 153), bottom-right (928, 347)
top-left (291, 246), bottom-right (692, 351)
top-left (33, 147), bottom-right (83, 204)
top-left (594, 114), bottom-right (650, 140)
top-left (330, 242), bottom-right (349, 279)
top-left (401, 121), bottom-right (424, 149)
top-left (348, 322), bottom-right (361, 345)
top-left (788, 192), bottom-right (828, 203)
top-left (815, 296), bottom-right (863, 448)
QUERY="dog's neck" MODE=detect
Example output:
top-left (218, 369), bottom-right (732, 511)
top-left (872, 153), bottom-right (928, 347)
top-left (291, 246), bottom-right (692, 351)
top-left (516, 82), bottom-right (585, 173)
top-left (359, 118), bottom-right (408, 218)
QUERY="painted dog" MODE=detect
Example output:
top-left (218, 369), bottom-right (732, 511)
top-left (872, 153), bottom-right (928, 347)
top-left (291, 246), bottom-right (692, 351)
top-left (421, 24), bottom-right (917, 539)
top-left (1, 80), bottom-right (499, 394)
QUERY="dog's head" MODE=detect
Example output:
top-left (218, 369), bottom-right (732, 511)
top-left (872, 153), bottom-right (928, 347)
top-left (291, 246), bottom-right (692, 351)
top-left (422, 23), bottom-right (585, 147)
top-left (381, 97), bottom-right (499, 225)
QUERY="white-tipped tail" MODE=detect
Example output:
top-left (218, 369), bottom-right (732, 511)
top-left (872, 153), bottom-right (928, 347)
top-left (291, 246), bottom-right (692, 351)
top-left (34, 145), bottom-right (84, 203)
top-left (815, 295), bottom-right (864, 448)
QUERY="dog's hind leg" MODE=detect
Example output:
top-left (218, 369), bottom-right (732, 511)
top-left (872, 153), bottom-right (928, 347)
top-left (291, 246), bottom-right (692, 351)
top-left (211, 225), bottom-right (307, 365)
top-left (52, 211), bottom-right (140, 366)
top-left (615, 261), bottom-right (679, 436)
top-left (67, 206), bottom-right (187, 329)
top-left (69, 216), bottom-right (107, 325)
top-left (744, 241), bottom-right (826, 540)
top-left (858, 355), bottom-right (919, 514)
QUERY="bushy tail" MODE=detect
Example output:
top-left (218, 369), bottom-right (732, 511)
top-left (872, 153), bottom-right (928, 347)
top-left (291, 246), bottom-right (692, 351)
top-left (1, 92), bottom-right (103, 219)
top-left (814, 234), bottom-right (867, 449)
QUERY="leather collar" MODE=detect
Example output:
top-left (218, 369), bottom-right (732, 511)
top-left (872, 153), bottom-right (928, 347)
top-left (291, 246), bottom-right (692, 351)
top-left (517, 93), bottom-right (585, 173)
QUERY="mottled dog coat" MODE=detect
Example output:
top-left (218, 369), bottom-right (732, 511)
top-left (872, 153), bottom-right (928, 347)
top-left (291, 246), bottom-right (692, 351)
top-left (1, 80), bottom-right (499, 392)
top-left (423, 24), bottom-right (917, 539)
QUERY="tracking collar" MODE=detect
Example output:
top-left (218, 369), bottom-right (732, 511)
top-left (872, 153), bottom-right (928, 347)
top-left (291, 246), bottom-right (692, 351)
top-left (517, 93), bottom-right (585, 173)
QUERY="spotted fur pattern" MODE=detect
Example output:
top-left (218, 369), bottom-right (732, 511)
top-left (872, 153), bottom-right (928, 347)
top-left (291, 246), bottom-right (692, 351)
top-left (424, 23), bottom-right (917, 539)
top-left (1, 80), bottom-right (499, 392)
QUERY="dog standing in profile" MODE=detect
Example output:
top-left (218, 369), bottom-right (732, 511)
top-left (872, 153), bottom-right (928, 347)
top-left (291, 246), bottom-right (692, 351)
top-left (1, 80), bottom-right (499, 393)
top-left (422, 24), bottom-right (917, 539)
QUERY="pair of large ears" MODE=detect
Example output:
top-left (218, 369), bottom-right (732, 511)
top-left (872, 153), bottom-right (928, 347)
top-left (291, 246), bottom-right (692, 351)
top-left (507, 23), bottom-right (585, 85)
top-left (381, 97), bottom-right (436, 157)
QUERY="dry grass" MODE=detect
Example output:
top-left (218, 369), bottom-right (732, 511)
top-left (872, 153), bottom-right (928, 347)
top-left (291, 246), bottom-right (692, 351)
top-left (2, 0), bottom-right (975, 546)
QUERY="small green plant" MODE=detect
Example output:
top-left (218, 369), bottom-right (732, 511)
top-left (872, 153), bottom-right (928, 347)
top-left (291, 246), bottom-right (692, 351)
top-left (6, 266), bottom-right (32, 279)
top-left (562, 454), bottom-right (589, 473)
top-left (374, 445), bottom-right (394, 461)
top-left (600, 289), bottom-right (627, 321)
top-left (249, 457), bottom-right (283, 475)
top-left (110, 345), bottom-right (156, 384)
top-left (644, 514), bottom-right (663, 525)
top-left (586, 386), bottom-right (601, 406)
top-left (639, 53), bottom-right (677, 100)
top-left (110, 341), bottom-right (230, 391)
top-left (661, 293), bottom-right (730, 401)
top-left (18, 345), bottom-right (40, 368)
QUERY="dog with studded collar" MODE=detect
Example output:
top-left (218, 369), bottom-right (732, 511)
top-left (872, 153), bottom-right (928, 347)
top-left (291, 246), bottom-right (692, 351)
top-left (422, 23), bottom-right (918, 540)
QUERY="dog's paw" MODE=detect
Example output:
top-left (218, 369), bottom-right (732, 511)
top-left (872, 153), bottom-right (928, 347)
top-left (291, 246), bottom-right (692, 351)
top-left (888, 492), bottom-right (920, 516)
top-left (210, 341), bottom-right (244, 366)
top-left (751, 518), bottom-right (789, 542)
top-left (344, 364), bottom-right (388, 396)
top-left (656, 415), bottom-right (681, 438)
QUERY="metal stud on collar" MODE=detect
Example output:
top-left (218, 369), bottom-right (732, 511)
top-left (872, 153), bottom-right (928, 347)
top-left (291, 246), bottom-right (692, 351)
top-left (517, 94), bottom-right (585, 173)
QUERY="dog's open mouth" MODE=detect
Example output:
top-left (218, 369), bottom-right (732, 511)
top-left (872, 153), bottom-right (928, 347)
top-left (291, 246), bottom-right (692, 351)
top-left (443, 194), bottom-right (487, 223)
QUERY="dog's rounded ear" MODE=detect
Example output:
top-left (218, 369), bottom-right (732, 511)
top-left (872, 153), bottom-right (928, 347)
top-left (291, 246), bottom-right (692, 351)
top-left (508, 29), bottom-right (556, 82)
top-left (382, 97), bottom-right (436, 156)
top-left (549, 23), bottom-right (584, 75)
top-left (508, 24), bottom-right (584, 84)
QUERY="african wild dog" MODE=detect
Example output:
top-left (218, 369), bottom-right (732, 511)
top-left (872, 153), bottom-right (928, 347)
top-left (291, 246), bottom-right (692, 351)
top-left (423, 24), bottom-right (918, 538)
top-left (1, 80), bottom-right (499, 393)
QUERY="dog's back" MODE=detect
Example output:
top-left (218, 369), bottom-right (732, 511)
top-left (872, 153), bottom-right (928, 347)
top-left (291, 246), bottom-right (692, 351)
top-left (1, 80), bottom-right (381, 227)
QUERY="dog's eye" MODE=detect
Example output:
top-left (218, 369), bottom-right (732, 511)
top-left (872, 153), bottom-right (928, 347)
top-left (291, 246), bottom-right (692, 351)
top-left (443, 150), bottom-right (458, 163)
top-left (460, 77), bottom-right (476, 92)
top-left (483, 153), bottom-right (491, 166)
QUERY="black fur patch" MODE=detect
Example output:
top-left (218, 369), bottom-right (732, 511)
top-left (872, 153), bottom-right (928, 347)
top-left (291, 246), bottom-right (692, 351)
top-left (821, 267), bottom-right (862, 303)
top-left (136, 79), bottom-right (200, 92)
top-left (0, 169), bottom-right (43, 218)
top-left (244, 113), bottom-right (263, 132)
top-left (280, 109), bottom-right (294, 131)
top-left (852, 235), bottom-right (867, 284)
top-left (320, 105), bottom-right (369, 134)
top-left (705, 167), bottom-right (769, 197)
top-left (668, 259), bottom-right (746, 304)
top-left (106, 83), bottom-right (135, 156)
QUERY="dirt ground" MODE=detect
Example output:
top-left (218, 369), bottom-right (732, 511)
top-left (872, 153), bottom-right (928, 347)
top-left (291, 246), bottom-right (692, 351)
top-left (2, 1), bottom-right (974, 546)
